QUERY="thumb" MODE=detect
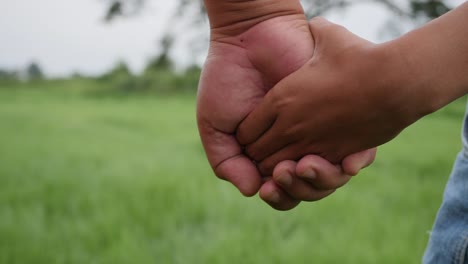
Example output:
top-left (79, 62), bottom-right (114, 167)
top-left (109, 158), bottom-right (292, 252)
top-left (308, 17), bottom-right (339, 47)
top-left (308, 17), bottom-right (336, 33)
top-left (307, 17), bottom-right (347, 59)
top-left (309, 17), bottom-right (373, 53)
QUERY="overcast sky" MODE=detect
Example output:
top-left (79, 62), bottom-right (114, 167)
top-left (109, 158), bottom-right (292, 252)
top-left (0, 0), bottom-right (464, 77)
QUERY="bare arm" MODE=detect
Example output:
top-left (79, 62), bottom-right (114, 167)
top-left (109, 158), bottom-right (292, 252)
top-left (236, 2), bottom-right (468, 173)
top-left (390, 2), bottom-right (468, 121)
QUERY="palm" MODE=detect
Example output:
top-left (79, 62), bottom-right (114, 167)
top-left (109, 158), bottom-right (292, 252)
top-left (197, 14), bottom-right (314, 196)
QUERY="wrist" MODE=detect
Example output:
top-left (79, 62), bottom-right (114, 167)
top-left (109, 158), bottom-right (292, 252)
top-left (368, 41), bottom-right (432, 128)
top-left (204, 0), bottom-right (304, 39)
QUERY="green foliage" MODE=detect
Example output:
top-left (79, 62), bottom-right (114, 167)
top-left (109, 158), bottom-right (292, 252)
top-left (0, 87), bottom-right (466, 263)
top-left (95, 61), bottom-right (136, 94)
top-left (143, 36), bottom-right (174, 74)
top-left (411, 0), bottom-right (451, 19)
top-left (0, 69), bottom-right (17, 80)
top-left (98, 61), bottom-right (132, 82)
top-left (134, 67), bottom-right (200, 95)
top-left (0, 62), bottom-right (47, 86)
top-left (0, 59), bottom-right (200, 96)
top-left (26, 62), bottom-right (44, 80)
top-left (103, 0), bottom-right (452, 21)
top-left (302, 0), bottom-right (452, 18)
top-left (0, 69), bottom-right (19, 87)
top-left (124, 52), bottom-right (200, 95)
top-left (82, 58), bottom-right (200, 96)
top-left (103, 0), bottom-right (145, 21)
top-left (101, 0), bottom-right (453, 66)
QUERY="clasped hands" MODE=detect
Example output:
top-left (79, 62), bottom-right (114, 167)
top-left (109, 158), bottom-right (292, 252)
top-left (197, 10), bottom-right (387, 210)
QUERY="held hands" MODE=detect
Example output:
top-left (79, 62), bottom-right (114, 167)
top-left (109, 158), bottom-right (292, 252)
top-left (237, 18), bottom-right (410, 175)
top-left (197, 9), bottom-right (376, 210)
top-left (261, 150), bottom-right (375, 210)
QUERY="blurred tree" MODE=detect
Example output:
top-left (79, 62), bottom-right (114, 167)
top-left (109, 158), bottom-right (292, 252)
top-left (102, 0), bottom-right (451, 22)
top-left (300, 0), bottom-right (451, 18)
top-left (111, 61), bottom-right (132, 76)
top-left (100, 60), bottom-right (132, 81)
top-left (411, 0), bottom-right (451, 18)
top-left (0, 69), bottom-right (18, 81)
top-left (26, 62), bottom-right (44, 80)
top-left (100, 0), bottom-right (452, 66)
top-left (143, 35), bottom-right (173, 74)
top-left (96, 60), bottom-right (142, 94)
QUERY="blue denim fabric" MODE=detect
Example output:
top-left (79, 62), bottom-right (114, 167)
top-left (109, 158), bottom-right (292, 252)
top-left (423, 107), bottom-right (468, 264)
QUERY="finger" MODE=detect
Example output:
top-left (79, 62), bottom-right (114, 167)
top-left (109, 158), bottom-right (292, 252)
top-left (215, 154), bottom-right (263, 196)
top-left (257, 143), bottom-right (308, 176)
top-left (342, 148), bottom-right (377, 176)
top-left (259, 180), bottom-right (301, 211)
top-left (199, 124), bottom-right (262, 197)
top-left (244, 121), bottom-right (294, 162)
top-left (296, 155), bottom-right (352, 190)
top-left (273, 160), bottom-right (335, 201)
top-left (236, 93), bottom-right (277, 146)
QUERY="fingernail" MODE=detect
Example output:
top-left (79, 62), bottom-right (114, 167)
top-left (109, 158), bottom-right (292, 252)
top-left (269, 191), bottom-right (281, 203)
top-left (277, 173), bottom-right (292, 187)
top-left (301, 169), bottom-right (316, 180)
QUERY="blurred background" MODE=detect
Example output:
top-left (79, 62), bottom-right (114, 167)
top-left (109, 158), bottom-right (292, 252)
top-left (0, 0), bottom-right (466, 263)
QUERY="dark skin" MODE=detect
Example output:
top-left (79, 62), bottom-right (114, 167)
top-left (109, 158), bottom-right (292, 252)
top-left (197, 0), bottom-right (376, 210)
top-left (237, 4), bottom-right (468, 175)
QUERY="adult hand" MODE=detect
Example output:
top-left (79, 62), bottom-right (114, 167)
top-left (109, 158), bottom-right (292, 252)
top-left (237, 18), bottom-right (411, 174)
top-left (197, 3), bottom-right (376, 201)
top-left (197, 11), bottom-right (314, 196)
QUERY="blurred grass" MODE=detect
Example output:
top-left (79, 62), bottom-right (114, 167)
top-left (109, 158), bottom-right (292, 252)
top-left (0, 84), bottom-right (466, 264)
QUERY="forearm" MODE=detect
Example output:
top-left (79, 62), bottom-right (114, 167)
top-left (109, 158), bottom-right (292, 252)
top-left (203, 0), bottom-right (304, 38)
top-left (390, 2), bottom-right (468, 118)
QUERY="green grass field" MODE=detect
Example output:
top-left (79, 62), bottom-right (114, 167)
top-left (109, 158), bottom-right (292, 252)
top-left (0, 86), bottom-right (466, 263)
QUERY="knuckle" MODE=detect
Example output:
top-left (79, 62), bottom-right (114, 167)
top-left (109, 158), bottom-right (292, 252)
top-left (245, 144), bottom-right (262, 162)
top-left (259, 159), bottom-right (276, 177)
top-left (235, 127), bottom-right (247, 145)
top-left (272, 160), bottom-right (295, 178)
top-left (236, 123), bottom-right (257, 146)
